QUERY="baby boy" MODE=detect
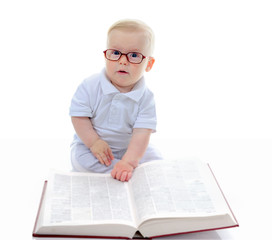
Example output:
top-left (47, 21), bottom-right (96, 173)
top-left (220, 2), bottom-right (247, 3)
top-left (69, 19), bottom-right (162, 182)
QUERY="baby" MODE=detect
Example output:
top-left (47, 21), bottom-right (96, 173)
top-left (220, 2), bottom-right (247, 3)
top-left (69, 19), bottom-right (162, 182)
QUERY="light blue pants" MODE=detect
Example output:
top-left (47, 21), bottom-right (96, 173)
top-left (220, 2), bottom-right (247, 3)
top-left (71, 142), bottom-right (163, 173)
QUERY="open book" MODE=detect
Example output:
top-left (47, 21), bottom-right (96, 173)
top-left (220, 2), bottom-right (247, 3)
top-left (33, 159), bottom-right (238, 239)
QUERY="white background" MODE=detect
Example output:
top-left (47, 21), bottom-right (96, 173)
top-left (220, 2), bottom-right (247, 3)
top-left (0, 0), bottom-right (271, 239)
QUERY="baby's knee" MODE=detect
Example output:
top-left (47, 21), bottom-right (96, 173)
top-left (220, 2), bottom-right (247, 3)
top-left (71, 143), bottom-right (119, 173)
top-left (71, 143), bottom-right (94, 172)
top-left (140, 144), bottom-right (164, 164)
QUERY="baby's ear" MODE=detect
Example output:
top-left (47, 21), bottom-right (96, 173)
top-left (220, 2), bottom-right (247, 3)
top-left (145, 57), bottom-right (155, 72)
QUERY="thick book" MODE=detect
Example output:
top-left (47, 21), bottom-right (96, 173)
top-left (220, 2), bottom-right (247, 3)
top-left (33, 159), bottom-right (238, 239)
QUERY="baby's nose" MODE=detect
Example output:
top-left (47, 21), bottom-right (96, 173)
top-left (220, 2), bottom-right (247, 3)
top-left (118, 54), bottom-right (129, 65)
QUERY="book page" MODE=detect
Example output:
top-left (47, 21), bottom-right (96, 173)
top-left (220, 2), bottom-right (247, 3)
top-left (43, 171), bottom-right (135, 226)
top-left (130, 159), bottom-right (228, 224)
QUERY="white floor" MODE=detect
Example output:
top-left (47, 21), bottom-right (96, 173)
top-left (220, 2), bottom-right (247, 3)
top-left (1, 137), bottom-right (271, 239)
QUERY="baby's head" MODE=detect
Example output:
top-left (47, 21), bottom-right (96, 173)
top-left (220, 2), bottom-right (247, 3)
top-left (104, 19), bottom-right (155, 93)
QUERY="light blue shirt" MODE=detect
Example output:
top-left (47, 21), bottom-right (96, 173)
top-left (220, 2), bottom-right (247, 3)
top-left (69, 69), bottom-right (157, 151)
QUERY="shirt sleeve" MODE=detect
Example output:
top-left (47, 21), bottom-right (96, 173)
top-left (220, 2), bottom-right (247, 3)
top-left (133, 90), bottom-right (157, 132)
top-left (69, 79), bottom-right (94, 118)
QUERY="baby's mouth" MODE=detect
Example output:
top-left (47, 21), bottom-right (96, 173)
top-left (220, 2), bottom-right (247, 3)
top-left (118, 70), bottom-right (129, 74)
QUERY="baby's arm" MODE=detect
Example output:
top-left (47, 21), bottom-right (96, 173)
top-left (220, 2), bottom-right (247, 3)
top-left (71, 117), bottom-right (114, 166)
top-left (111, 128), bottom-right (152, 182)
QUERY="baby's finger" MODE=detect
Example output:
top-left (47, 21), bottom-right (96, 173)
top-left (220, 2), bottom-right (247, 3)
top-left (120, 171), bottom-right (128, 182)
top-left (104, 151), bottom-right (113, 164)
top-left (111, 168), bottom-right (117, 179)
top-left (95, 153), bottom-right (105, 165)
top-left (126, 172), bottom-right (133, 181)
top-left (115, 170), bottom-right (123, 181)
top-left (107, 148), bottom-right (114, 160)
top-left (101, 153), bottom-right (110, 166)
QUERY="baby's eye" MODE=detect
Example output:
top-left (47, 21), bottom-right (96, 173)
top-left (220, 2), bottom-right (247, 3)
top-left (130, 52), bottom-right (139, 58)
top-left (113, 50), bottom-right (121, 55)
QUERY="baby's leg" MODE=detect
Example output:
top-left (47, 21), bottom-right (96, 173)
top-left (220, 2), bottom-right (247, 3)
top-left (140, 144), bottom-right (164, 164)
top-left (71, 142), bottom-right (120, 173)
top-left (71, 142), bottom-right (163, 173)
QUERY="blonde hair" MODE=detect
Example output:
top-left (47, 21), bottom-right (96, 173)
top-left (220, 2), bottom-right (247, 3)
top-left (107, 19), bottom-right (155, 55)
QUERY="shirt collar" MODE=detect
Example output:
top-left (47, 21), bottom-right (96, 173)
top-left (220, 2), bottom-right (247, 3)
top-left (100, 68), bottom-right (146, 102)
top-left (124, 76), bottom-right (146, 102)
top-left (100, 69), bottom-right (120, 95)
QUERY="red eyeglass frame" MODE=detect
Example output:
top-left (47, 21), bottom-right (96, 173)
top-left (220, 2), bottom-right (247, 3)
top-left (103, 49), bottom-right (146, 64)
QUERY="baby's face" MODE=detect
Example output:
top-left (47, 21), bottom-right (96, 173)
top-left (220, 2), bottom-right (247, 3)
top-left (105, 29), bottom-right (154, 93)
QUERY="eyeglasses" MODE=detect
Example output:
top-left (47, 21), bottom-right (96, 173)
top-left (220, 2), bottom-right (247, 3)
top-left (103, 49), bottom-right (146, 64)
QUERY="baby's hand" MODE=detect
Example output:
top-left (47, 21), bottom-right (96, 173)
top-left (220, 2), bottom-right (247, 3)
top-left (111, 161), bottom-right (134, 182)
top-left (90, 139), bottom-right (114, 166)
